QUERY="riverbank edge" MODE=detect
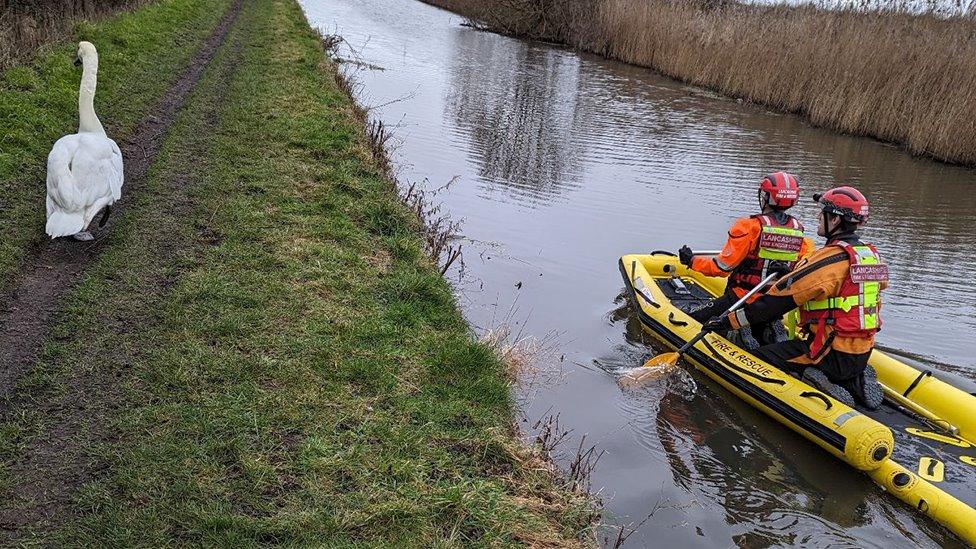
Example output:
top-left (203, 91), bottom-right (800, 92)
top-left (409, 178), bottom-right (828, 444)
top-left (0, 0), bottom-right (600, 543)
top-left (419, 0), bottom-right (976, 167)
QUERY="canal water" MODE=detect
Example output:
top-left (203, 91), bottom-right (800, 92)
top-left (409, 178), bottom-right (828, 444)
top-left (299, 0), bottom-right (976, 546)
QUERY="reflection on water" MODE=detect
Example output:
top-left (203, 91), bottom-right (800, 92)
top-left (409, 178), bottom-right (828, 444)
top-left (300, 0), bottom-right (974, 546)
top-left (446, 38), bottom-right (586, 199)
top-left (653, 388), bottom-right (867, 548)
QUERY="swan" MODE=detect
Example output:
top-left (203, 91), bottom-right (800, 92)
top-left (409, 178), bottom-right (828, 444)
top-left (45, 41), bottom-right (123, 241)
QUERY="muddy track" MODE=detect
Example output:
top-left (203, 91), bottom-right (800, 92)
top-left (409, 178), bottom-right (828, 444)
top-left (0, 0), bottom-right (245, 539)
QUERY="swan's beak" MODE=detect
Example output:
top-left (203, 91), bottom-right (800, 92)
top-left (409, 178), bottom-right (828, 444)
top-left (74, 56), bottom-right (82, 67)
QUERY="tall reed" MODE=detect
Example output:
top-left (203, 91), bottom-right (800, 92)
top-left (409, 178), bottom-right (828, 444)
top-left (425, 0), bottom-right (976, 165)
top-left (1, 0), bottom-right (151, 70)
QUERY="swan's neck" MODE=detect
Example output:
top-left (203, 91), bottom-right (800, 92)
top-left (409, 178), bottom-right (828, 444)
top-left (78, 55), bottom-right (105, 135)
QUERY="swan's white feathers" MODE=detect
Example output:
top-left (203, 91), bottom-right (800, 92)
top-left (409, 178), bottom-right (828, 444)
top-left (45, 134), bottom-right (124, 237)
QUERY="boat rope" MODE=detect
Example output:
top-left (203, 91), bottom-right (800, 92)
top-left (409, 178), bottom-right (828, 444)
top-left (799, 391), bottom-right (833, 410)
top-left (630, 261), bottom-right (661, 308)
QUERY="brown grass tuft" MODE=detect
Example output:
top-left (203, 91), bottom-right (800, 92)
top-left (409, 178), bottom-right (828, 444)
top-left (479, 322), bottom-right (564, 392)
top-left (423, 0), bottom-right (976, 165)
top-left (480, 324), bottom-right (545, 383)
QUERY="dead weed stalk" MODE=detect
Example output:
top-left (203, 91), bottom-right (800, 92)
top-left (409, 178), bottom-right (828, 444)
top-left (399, 179), bottom-right (463, 275)
top-left (604, 491), bottom-right (681, 548)
top-left (526, 414), bottom-right (604, 518)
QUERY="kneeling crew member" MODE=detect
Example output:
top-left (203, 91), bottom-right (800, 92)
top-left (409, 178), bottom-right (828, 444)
top-left (679, 172), bottom-right (814, 344)
top-left (705, 186), bottom-right (887, 409)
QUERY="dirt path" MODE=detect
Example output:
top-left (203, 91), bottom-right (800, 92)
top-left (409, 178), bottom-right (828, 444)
top-left (0, 0), bottom-right (245, 538)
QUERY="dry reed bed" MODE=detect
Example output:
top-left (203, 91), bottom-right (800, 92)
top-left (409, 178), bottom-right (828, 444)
top-left (426, 0), bottom-right (976, 165)
top-left (1, 0), bottom-right (151, 69)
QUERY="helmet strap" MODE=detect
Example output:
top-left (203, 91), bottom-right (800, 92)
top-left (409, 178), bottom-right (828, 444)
top-left (823, 212), bottom-right (855, 242)
top-left (823, 211), bottom-right (837, 241)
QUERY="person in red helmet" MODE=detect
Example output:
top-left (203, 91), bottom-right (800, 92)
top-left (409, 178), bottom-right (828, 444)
top-left (704, 186), bottom-right (887, 409)
top-left (680, 172), bottom-right (814, 347)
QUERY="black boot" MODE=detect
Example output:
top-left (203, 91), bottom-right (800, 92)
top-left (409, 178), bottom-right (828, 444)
top-left (761, 321), bottom-right (789, 345)
top-left (802, 368), bottom-right (856, 408)
top-left (843, 365), bottom-right (884, 410)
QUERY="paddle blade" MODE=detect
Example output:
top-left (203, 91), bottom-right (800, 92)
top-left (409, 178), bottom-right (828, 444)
top-left (618, 352), bottom-right (681, 388)
top-left (642, 352), bottom-right (681, 369)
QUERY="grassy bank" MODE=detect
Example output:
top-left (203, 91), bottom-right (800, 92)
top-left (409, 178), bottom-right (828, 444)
top-left (426, 0), bottom-right (976, 165)
top-left (0, 0), bottom-right (596, 543)
top-left (0, 0), bottom-right (233, 290)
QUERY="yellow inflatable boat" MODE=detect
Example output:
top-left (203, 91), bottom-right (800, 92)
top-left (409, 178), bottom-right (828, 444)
top-left (619, 252), bottom-right (976, 545)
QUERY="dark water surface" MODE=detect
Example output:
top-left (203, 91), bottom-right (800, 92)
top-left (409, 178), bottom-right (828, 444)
top-left (300, 0), bottom-right (976, 546)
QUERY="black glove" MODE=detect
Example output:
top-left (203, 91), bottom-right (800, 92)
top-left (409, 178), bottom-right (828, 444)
top-left (678, 245), bottom-right (694, 267)
top-left (702, 315), bottom-right (731, 333)
top-left (767, 260), bottom-right (791, 279)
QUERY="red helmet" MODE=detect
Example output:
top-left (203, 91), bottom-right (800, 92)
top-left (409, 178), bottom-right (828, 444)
top-left (813, 186), bottom-right (870, 224)
top-left (759, 172), bottom-right (800, 208)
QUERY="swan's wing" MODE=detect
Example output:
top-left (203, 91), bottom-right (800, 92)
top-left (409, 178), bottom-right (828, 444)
top-left (45, 135), bottom-right (87, 237)
top-left (46, 134), bottom-right (123, 235)
top-left (63, 136), bottom-right (123, 229)
top-left (46, 135), bottom-right (84, 211)
top-left (107, 138), bottom-right (124, 201)
top-left (72, 134), bottom-right (123, 202)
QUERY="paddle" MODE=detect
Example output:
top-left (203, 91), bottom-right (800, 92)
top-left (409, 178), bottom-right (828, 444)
top-left (620, 271), bottom-right (778, 387)
top-left (880, 382), bottom-right (959, 435)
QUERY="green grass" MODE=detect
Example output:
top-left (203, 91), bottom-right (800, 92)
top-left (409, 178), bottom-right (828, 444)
top-left (0, 0), bottom-right (597, 544)
top-left (0, 0), bottom-right (233, 290)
